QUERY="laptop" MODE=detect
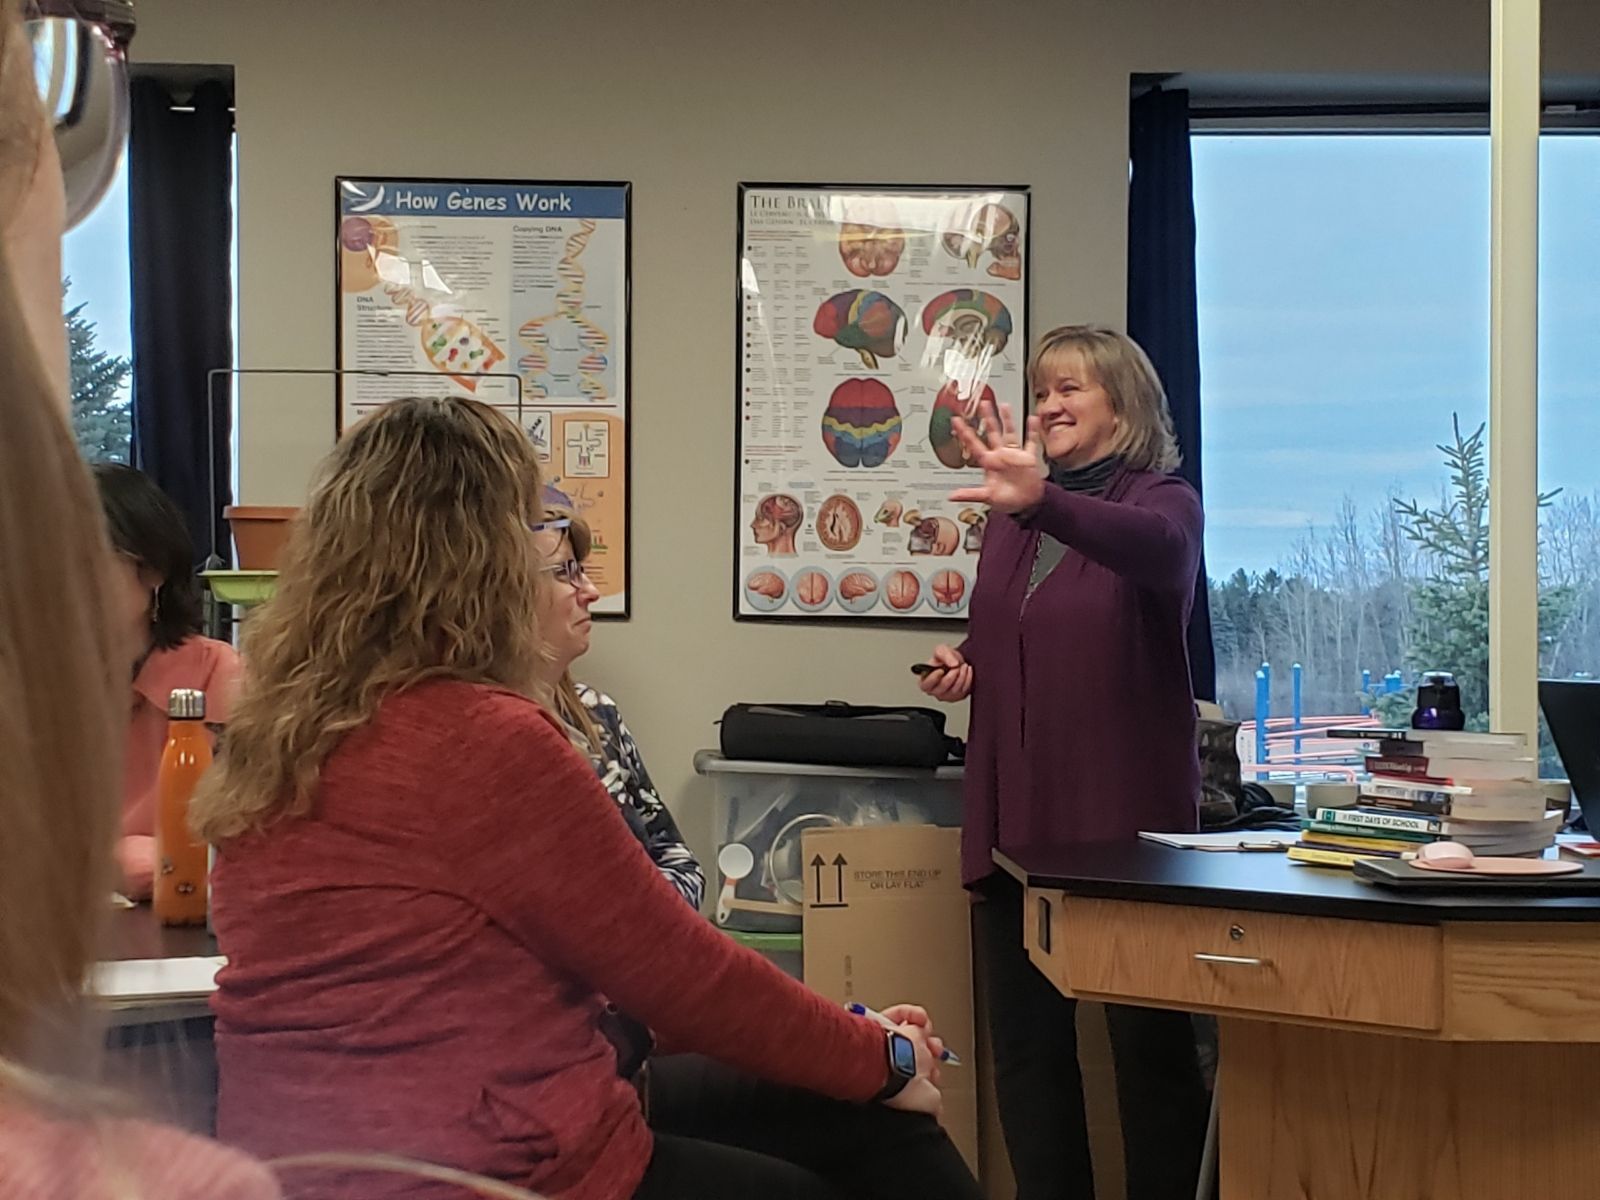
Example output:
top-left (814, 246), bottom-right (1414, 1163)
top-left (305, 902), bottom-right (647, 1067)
top-left (1539, 679), bottom-right (1600, 833)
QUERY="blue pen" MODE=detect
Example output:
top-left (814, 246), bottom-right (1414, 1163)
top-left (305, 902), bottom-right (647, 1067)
top-left (847, 1003), bottom-right (962, 1066)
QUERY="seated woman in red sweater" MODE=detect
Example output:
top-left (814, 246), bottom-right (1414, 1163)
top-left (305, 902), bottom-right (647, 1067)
top-left (192, 396), bottom-right (980, 1200)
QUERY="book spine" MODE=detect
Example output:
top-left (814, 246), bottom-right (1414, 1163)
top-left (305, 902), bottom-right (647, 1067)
top-left (1299, 831), bottom-right (1416, 855)
top-left (1364, 781), bottom-right (1464, 804)
top-left (1365, 756), bottom-right (1449, 781)
top-left (1302, 820), bottom-right (1435, 843)
top-left (1359, 793), bottom-right (1450, 816)
top-left (1287, 846), bottom-right (1363, 868)
top-left (1314, 807), bottom-right (1441, 834)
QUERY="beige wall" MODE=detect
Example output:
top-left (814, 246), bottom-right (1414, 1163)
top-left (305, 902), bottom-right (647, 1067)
top-left (133, 0), bottom-right (1599, 873)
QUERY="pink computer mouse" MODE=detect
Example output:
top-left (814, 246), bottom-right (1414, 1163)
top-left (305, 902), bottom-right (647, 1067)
top-left (1416, 841), bottom-right (1476, 870)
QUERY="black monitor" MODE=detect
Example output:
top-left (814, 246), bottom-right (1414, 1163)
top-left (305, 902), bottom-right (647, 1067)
top-left (1539, 679), bottom-right (1600, 834)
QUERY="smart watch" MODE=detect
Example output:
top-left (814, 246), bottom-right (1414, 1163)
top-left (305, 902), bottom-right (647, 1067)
top-left (873, 1029), bottom-right (918, 1102)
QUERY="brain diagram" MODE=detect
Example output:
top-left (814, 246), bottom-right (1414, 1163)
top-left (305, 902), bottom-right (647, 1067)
top-left (814, 290), bottom-right (907, 370)
top-left (929, 380), bottom-right (997, 470)
top-left (839, 571), bottom-right (878, 604)
top-left (794, 569), bottom-right (832, 609)
top-left (744, 568), bottom-right (789, 613)
top-left (816, 495), bottom-right (864, 552)
top-left (747, 571), bottom-right (785, 600)
top-left (907, 514), bottom-right (961, 557)
top-left (920, 289), bottom-right (1013, 369)
top-left (821, 379), bottom-right (902, 469)
top-left (885, 570), bottom-right (921, 612)
top-left (930, 569), bottom-right (968, 612)
top-left (941, 203), bottom-right (1022, 281)
top-left (838, 223), bottom-right (906, 278)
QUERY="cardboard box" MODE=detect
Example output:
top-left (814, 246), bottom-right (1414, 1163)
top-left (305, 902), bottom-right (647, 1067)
top-left (802, 824), bottom-right (978, 1173)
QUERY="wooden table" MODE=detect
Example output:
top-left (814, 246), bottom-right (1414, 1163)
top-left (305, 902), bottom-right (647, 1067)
top-left (998, 842), bottom-right (1600, 1200)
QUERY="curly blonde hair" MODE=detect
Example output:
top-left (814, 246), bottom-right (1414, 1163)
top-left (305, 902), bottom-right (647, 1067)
top-left (192, 396), bottom-right (547, 842)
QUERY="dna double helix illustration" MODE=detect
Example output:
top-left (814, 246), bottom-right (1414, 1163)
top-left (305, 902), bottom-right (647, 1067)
top-left (518, 219), bottom-right (612, 401)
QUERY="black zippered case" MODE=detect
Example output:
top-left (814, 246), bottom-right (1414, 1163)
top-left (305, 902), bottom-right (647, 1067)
top-left (719, 701), bottom-right (962, 769)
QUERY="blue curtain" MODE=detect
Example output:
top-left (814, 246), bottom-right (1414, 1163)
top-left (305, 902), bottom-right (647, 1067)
top-left (1128, 86), bottom-right (1216, 702)
top-left (129, 76), bottom-right (235, 565)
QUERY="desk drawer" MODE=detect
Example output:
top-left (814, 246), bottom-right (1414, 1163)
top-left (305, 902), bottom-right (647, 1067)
top-left (1040, 894), bottom-right (1442, 1031)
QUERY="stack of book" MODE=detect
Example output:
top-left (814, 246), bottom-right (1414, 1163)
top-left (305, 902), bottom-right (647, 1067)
top-left (1289, 728), bottom-right (1559, 869)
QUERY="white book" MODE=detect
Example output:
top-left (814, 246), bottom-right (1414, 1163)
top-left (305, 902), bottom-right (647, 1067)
top-left (91, 956), bottom-right (225, 1004)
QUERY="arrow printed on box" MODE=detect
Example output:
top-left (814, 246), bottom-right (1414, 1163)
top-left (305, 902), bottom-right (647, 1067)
top-left (810, 852), bottom-right (849, 909)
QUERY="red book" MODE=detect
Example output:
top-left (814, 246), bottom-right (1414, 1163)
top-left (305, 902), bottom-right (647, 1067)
top-left (1365, 755), bottom-right (1452, 784)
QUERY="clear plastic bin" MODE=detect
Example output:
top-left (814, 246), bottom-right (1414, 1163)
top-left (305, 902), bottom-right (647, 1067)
top-left (694, 750), bottom-right (963, 934)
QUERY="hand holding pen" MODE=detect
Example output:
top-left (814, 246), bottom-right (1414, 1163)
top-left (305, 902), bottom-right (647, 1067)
top-left (847, 1002), bottom-right (963, 1066)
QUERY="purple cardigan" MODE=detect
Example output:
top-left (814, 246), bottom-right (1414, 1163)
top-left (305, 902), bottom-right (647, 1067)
top-left (960, 468), bottom-right (1203, 885)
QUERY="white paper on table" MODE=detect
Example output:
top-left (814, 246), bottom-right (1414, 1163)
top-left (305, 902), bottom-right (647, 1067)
top-left (1138, 830), bottom-right (1298, 852)
top-left (91, 956), bottom-right (226, 1002)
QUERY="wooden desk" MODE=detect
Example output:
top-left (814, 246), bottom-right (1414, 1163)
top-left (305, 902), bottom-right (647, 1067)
top-left (998, 843), bottom-right (1600, 1200)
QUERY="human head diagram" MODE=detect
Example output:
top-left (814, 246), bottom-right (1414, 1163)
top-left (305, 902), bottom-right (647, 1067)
top-left (751, 493), bottom-right (802, 556)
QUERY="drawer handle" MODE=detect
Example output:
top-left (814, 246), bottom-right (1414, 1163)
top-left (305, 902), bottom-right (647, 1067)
top-left (1037, 896), bottom-right (1052, 955)
top-left (1193, 952), bottom-right (1272, 968)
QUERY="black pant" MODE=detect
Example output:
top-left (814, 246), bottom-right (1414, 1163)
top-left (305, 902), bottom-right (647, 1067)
top-left (971, 873), bottom-right (1208, 1200)
top-left (633, 1053), bottom-right (983, 1200)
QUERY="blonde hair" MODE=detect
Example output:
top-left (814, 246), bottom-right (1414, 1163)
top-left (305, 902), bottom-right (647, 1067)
top-left (543, 506), bottom-right (605, 758)
top-left (0, 4), bottom-right (44, 224)
top-left (0, 8), bottom-right (124, 1077)
top-left (192, 396), bottom-right (548, 843)
top-left (1027, 324), bottom-right (1181, 473)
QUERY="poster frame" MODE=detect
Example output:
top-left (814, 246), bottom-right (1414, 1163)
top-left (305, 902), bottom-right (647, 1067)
top-left (334, 174), bottom-right (633, 619)
top-left (733, 181), bottom-right (1032, 626)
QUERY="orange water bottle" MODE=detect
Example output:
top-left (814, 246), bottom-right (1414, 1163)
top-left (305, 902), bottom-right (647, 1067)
top-left (154, 688), bottom-right (212, 926)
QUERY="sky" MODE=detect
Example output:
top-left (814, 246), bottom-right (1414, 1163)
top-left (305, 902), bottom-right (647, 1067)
top-left (1194, 133), bottom-right (1599, 577)
top-left (62, 156), bottom-right (132, 372)
top-left (61, 134), bottom-right (1598, 580)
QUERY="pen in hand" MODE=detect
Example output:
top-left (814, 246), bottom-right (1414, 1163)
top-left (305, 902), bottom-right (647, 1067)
top-left (847, 1003), bottom-right (962, 1066)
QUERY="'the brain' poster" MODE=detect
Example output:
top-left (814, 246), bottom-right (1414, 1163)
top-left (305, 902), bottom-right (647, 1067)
top-left (737, 185), bottom-right (1029, 620)
top-left (336, 178), bottom-right (631, 616)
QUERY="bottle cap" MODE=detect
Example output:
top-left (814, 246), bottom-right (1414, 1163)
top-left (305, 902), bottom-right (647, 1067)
top-left (168, 688), bottom-right (206, 720)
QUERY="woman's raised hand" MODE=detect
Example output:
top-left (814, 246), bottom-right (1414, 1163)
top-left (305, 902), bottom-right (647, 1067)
top-left (947, 400), bottom-right (1046, 515)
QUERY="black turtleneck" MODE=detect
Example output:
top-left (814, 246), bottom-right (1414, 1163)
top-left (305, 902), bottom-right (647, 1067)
top-left (1028, 456), bottom-right (1122, 595)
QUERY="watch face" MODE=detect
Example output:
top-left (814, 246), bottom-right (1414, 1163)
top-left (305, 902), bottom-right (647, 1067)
top-left (889, 1031), bottom-right (918, 1078)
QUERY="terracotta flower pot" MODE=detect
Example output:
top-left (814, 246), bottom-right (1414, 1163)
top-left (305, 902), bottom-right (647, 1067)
top-left (223, 505), bottom-right (297, 570)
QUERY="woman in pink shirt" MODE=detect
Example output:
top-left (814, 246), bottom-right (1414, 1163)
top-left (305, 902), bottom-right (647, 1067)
top-left (94, 463), bottom-right (242, 899)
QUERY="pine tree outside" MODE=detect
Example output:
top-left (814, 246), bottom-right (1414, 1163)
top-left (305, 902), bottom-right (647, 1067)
top-left (66, 277), bottom-right (133, 464)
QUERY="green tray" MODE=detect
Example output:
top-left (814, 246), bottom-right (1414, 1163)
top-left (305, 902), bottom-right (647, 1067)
top-left (202, 570), bottom-right (278, 606)
top-left (724, 930), bottom-right (803, 953)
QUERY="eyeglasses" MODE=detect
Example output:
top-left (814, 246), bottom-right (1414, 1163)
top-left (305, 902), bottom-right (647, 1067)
top-left (25, 1), bottom-right (136, 229)
top-left (526, 517), bottom-right (588, 587)
top-left (542, 558), bottom-right (589, 588)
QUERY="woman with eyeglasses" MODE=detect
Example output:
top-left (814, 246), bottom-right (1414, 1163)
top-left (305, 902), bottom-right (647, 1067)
top-left (0, 2), bottom-right (276, 1197)
top-left (192, 395), bottom-right (980, 1200)
top-left (534, 506), bottom-right (704, 910)
top-left (93, 463), bottom-right (243, 901)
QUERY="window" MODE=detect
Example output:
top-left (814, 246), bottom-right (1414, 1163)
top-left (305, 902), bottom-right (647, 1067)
top-left (1196, 129), bottom-right (1600, 777)
top-left (1537, 135), bottom-right (1600, 691)
top-left (1194, 134), bottom-right (1492, 764)
top-left (63, 154), bottom-right (133, 463)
